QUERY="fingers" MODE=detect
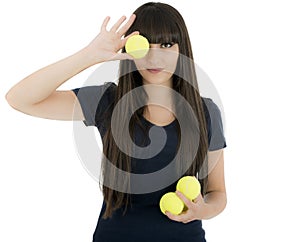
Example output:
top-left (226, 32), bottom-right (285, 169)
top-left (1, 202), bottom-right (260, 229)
top-left (193, 193), bottom-right (202, 203)
top-left (165, 211), bottom-right (190, 223)
top-left (175, 191), bottom-right (194, 208)
top-left (120, 31), bottom-right (139, 47)
top-left (101, 16), bottom-right (110, 31)
top-left (117, 14), bottom-right (137, 36)
top-left (110, 15), bottom-right (127, 33)
top-left (165, 191), bottom-right (200, 224)
top-left (103, 14), bottom-right (137, 36)
top-left (124, 31), bottom-right (140, 40)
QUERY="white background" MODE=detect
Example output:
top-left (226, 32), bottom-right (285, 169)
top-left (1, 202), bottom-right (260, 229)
top-left (1, 0), bottom-right (300, 241)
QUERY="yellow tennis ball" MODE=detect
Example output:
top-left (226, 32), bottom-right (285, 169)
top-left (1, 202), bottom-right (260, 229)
top-left (176, 176), bottom-right (201, 201)
top-left (125, 35), bottom-right (149, 59)
top-left (159, 192), bottom-right (184, 215)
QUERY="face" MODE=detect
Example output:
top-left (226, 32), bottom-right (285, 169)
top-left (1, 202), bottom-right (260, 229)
top-left (133, 42), bottom-right (179, 87)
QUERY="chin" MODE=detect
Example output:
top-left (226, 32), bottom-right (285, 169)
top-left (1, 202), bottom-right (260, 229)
top-left (143, 78), bottom-right (172, 86)
top-left (141, 74), bottom-right (173, 86)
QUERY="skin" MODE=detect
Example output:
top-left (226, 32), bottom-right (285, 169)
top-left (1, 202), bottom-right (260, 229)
top-left (5, 15), bottom-right (139, 119)
top-left (166, 149), bottom-right (227, 223)
top-left (130, 22), bottom-right (227, 224)
top-left (133, 43), bottom-right (179, 88)
top-left (134, 43), bottom-right (179, 126)
top-left (6, 14), bottom-right (226, 223)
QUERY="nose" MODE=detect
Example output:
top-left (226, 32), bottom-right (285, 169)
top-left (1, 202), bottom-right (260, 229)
top-left (148, 44), bottom-right (160, 52)
top-left (146, 44), bottom-right (161, 64)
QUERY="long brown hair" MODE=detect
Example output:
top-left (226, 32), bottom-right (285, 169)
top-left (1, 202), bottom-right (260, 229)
top-left (97, 2), bottom-right (209, 219)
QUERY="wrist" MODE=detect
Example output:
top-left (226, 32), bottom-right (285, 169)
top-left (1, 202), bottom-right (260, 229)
top-left (78, 46), bottom-right (105, 66)
top-left (198, 202), bottom-right (214, 220)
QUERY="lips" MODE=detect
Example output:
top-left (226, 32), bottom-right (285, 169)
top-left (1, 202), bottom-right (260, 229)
top-left (147, 68), bottom-right (163, 74)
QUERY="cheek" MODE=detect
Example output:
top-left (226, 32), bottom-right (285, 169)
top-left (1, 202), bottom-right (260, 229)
top-left (165, 54), bottom-right (179, 73)
top-left (133, 59), bottom-right (146, 70)
top-left (138, 69), bottom-right (148, 78)
top-left (133, 51), bottom-right (179, 74)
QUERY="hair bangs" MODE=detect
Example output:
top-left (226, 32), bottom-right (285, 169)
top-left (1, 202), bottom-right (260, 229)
top-left (131, 6), bottom-right (180, 44)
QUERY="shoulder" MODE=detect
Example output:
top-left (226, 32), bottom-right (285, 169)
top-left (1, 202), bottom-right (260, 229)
top-left (101, 81), bottom-right (117, 101)
top-left (88, 81), bottom-right (117, 96)
top-left (201, 97), bottom-right (221, 114)
top-left (71, 82), bottom-right (117, 127)
top-left (104, 81), bottom-right (117, 89)
top-left (201, 97), bottom-right (227, 151)
top-left (201, 96), bottom-right (223, 124)
top-left (72, 81), bottom-right (117, 110)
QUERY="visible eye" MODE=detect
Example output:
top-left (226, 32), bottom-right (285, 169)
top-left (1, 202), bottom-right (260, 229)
top-left (160, 42), bottom-right (174, 48)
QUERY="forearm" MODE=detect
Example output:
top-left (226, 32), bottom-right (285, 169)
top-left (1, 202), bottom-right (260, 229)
top-left (6, 47), bottom-right (98, 106)
top-left (200, 191), bottom-right (227, 220)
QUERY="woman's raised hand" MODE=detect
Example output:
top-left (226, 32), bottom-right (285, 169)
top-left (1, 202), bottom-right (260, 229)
top-left (84, 14), bottom-right (139, 63)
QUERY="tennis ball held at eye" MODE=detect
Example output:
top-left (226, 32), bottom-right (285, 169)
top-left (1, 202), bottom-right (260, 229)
top-left (125, 35), bottom-right (150, 59)
top-left (176, 176), bottom-right (201, 201)
top-left (159, 192), bottom-right (185, 215)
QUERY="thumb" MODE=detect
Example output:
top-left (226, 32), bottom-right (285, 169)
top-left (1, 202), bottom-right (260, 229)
top-left (121, 31), bottom-right (140, 47)
top-left (193, 193), bottom-right (203, 203)
top-left (124, 31), bottom-right (140, 41)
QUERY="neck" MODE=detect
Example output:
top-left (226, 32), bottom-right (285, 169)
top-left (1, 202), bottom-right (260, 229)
top-left (142, 82), bottom-right (175, 115)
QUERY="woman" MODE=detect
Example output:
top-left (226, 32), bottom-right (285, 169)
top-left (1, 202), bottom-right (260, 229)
top-left (6, 2), bottom-right (227, 242)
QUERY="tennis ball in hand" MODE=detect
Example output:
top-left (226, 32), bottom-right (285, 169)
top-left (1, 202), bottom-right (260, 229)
top-left (159, 192), bottom-right (184, 215)
top-left (125, 35), bottom-right (149, 59)
top-left (176, 176), bottom-right (201, 201)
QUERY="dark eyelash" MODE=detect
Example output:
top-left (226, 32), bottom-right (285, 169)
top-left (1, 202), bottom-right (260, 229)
top-left (161, 42), bottom-right (174, 48)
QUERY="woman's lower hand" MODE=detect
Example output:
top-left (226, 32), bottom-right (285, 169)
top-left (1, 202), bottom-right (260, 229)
top-left (84, 14), bottom-right (139, 63)
top-left (165, 190), bottom-right (207, 224)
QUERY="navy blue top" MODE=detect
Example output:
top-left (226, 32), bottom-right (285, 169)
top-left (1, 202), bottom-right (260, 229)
top-left (72, 82), bottom-right (227, 242)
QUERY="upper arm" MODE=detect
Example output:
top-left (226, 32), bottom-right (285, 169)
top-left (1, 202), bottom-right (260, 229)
top-left (7, 82), bottom-right (116, 126)
top-left (206, 149), bottom-right (226, 194)
top-left (202, 97), bottom-right (227, 193)
top-left (8, 90), bottom-right (85, 121)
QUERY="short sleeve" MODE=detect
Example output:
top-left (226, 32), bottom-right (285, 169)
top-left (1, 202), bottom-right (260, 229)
top-left (202, 97), bottom-right (227, 151)
top-left (72, 82), bottom-right (116, 127)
